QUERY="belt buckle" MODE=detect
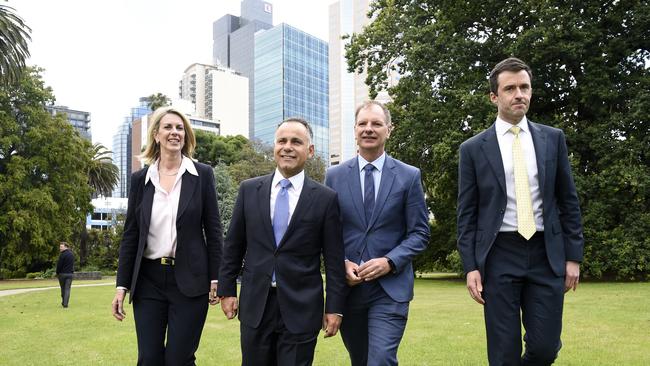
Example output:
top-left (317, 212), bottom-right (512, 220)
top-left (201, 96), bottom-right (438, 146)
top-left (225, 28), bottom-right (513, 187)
top-left (160, 257), bottom-right (175, 266)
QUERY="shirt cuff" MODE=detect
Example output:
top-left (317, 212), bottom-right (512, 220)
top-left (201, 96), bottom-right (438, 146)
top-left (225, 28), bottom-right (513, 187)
top-left (116, 286), bottom-right (128, 292)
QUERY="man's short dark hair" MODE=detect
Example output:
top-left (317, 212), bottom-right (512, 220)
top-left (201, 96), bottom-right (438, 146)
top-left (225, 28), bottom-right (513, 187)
top-left (60, 242), bottom-right (69, 248)
top-left (277, 117), bottom-right (314, 141)
top-left (489, 57), bottom-right (533, 94)
top-left (355, 100), bottom-right (392, 126)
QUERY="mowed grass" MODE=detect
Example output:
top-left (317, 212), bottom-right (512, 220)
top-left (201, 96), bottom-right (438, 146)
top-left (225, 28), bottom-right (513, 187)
top-left (0, 278), bottom-right (113, 291)
top-left (0, 279), bottom-right (648, 365)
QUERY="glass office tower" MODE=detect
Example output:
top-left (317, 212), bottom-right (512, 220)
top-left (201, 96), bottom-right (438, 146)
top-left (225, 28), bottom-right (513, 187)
top-left (111, 98), bottom-right (150, 198)
top-left (213, 0), bottom-right (273, 138)
top-left (254, 24), bottom-right (329, 161)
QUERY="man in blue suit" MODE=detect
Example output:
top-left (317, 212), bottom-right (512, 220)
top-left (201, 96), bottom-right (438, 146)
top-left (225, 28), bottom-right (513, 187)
top-left (457, 57), bottom-right (584, 365)
top-left (326, 100), bottom-right (430, 365)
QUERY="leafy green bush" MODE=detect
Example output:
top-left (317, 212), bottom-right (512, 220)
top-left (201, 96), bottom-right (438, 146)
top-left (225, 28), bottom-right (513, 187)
top-left (42, 268), bottom-right (56, 279)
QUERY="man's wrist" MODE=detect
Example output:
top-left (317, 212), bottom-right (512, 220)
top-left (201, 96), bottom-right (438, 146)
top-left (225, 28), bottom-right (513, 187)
top-left (384, 256), bottom-right (396, 273)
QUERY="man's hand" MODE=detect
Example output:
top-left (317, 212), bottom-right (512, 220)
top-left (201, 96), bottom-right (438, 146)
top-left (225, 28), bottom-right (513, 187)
top-left (209, 282), bottom-right (220, 305)
top-left (466, 270), bottom-right (485, 305)
top-left (322, 313), bottom-right (342, 338)
top-left (565, 261), bottom-right (580, 293)
top-left (345, 260), bottom-right (363, 286)
top-left (221, 296), bottom-right (238, 319)
top-left (111, 289), bottom-right (127, 321)
top-left (357, 257), bottom-right (391, 282)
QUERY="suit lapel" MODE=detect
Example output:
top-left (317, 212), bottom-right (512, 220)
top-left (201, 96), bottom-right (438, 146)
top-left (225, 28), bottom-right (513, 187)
top-left (177, 171), bottom-right (197, 222)
top-left (141, 180), bottom-right (155, 232)
top-left (345, 159), bottom-right (367, 226)
top-left (366, 156), bottom-right (396, 230)
top-left (256, 174), bottom-right (276, 248)
top-left (278, 177), bottom-right (316, 248)
top-left (480, 124), bottom-right (507, 196)
top-left (529, 121), bottom-right (547, 194)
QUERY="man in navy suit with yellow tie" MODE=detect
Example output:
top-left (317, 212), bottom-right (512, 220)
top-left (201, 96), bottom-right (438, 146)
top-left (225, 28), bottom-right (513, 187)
top-left (219, 117), bottom-right (347, 365)
top-left (326, 101), bottom-right (430, 365)
top-left (457, 57), bottom-right (584, 365)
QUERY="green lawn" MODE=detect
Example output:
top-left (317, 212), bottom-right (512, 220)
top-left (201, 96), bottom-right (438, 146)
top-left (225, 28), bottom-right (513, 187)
top-left (0, 279), bottom-right (648, 365)
top-left (0, 277), bottom-right (114, 291)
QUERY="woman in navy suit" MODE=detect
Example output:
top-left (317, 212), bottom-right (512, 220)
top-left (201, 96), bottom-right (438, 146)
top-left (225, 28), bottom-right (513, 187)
top-left (111, 106), bottom-right (222, 365)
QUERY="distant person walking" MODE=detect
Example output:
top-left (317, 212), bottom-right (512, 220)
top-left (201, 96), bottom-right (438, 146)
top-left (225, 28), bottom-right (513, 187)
top-left (56, 242), bottom-right (74, 308)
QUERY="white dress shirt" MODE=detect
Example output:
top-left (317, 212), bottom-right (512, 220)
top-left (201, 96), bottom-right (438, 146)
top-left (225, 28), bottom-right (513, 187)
top-left (495, 117), bottom-right (544, 232)
top-left (358, 152), bottom-right (386, 201)
top-left (270, 168), bottom-right (304, 224)
top-left (143, 156), bottom-right (198, 259)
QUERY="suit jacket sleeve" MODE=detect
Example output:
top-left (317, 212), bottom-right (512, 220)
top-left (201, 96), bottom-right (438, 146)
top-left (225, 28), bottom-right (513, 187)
top-left (201, 166), bottom-right (223, 281)
top-left (456, 142), bottom-right (479, 273)
top-left (217, 182), bottom-right (247, 297)
top-left (385, 168), bottom-right (430, 272)
top-left (116, 172), bottom-right (142, 289)
top-left (554, 130), bottom-right (584, 262)
top-left (322, 192), bottom-right (347, 314)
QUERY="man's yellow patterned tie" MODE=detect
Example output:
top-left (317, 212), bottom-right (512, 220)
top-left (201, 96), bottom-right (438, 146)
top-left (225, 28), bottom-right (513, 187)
top-left (510, 126), bottom-right (536, 240)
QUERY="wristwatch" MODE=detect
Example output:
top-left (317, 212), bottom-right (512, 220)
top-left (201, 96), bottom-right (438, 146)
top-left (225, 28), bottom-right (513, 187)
top-left (384, 256), bottom-right (397, 274)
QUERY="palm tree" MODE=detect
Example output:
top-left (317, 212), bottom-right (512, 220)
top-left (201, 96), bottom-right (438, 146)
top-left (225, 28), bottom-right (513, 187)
top-left (0, 4), bottom-right (32, 86)
top-left (146, 92), bottom-right (170, 111)
top-left (87, 143), bottom-right (119, 198)
top-left (79, 143), bottom-right (119, 267)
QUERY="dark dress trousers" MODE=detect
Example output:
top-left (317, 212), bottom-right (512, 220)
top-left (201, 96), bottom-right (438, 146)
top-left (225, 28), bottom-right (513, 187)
top-left (457, 121), bottom-right (584, 365)
top-left (56, 249), bottom-right (74, 308)
top-left (218, 173), bottom-right (347, 366)
top-left (116, 161), bottom-right (222, 366)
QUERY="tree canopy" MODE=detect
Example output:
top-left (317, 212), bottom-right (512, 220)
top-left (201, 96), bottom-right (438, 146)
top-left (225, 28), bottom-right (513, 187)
top-left (346, 0), bottom-right (650, 279)
top-left (146, 92), bottom-right (170, 111)
top-left (0, 68), bottom-right (93, 277)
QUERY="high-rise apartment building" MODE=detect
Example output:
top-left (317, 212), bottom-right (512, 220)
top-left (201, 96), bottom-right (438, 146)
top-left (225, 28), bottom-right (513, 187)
top-left (328, 0), bottom-right (371, 165)
top-left (179, 63), bottom-right (249, 137)
top-left (254, 23), bottom-right (329, 161)
top-left (213, 0), bottom-right (273, 138)
top-left (179, 63), bottom-right (220, 118)
top-left (46, 105), bottom-right (92, 141)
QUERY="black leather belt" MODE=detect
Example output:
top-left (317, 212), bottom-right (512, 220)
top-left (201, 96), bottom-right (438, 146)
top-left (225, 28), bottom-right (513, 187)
top-left (498, 231), bottom-right (544, 240)
top-left (145, 257), bottom-right (175, 266)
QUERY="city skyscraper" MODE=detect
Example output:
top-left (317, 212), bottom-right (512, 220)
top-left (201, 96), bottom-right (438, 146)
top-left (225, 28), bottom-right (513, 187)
top-left (111, 98), bottom-right (150, 198)
top-left (254, 23), bottom-right (329, 161)
top-left (46, 105), bottom-right (92, 141)
top-left (328, 0), bottom-right (371, 165)
top-left (213, 0), bottom-right (273, 138)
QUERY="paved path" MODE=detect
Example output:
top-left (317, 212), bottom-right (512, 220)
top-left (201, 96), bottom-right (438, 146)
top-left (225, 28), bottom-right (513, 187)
top-left (0, 282), bottom-right (113, 297)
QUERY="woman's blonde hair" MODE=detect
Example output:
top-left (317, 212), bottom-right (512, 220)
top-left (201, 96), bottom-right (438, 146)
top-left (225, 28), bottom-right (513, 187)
top-left (140, 106), bottom-right (196, 165)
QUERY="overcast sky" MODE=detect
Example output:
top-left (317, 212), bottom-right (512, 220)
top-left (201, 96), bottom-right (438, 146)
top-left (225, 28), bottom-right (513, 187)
top-left (10, 0), bottom-right (335, 148)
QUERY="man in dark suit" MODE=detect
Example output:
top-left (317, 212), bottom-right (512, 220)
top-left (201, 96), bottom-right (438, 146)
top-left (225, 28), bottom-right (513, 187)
top-left (218, 117), bottom-right (347, 366)
top-left (325, 101), bottom-right (430, 366)
top-left (457, 57), bottom-right (584, 365)
top-left (56, 241), bottom-right (74, 308)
